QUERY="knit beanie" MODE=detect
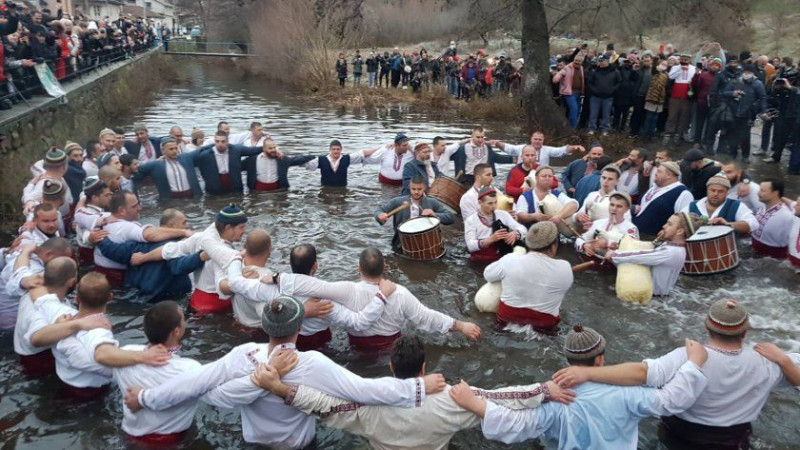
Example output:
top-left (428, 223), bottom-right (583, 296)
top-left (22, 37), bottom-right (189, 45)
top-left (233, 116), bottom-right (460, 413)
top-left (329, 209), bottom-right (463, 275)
top-left (589, 141), bottom-right (603, 151)
top-left (394, 133), bottom-right (409, 144)
top-left (83, 178), bottom-right (106, 197)
top-left (706, 299), bottom-right (749, 336)
top-left (261, 296), bottom-right (304, 338)
top-left (42, 179), bottom-right (64, 196)
top-left (661, 161), bottom-right (681, 177)
top-left (564, 325), bottom-right (606, 360)
top-left (99, 128), bottom-right (116, 140)
top-left (97, 153), bottom-right (116, 168)
top-left (477, 186), bottom-right (496, 200)
top-left (44, 149), bottom-right (67, 167)
top-left (160, 136), bottom-right (176, 146)
top-left (710, 58), bottom-right (723, 68)
top-left (64, 141), bottom-right (82, 153)
top-left (216, 204), bottom-right (248, 226)
top-left (706, 173), bottom-right (731, 189)
top-left (526, 221), bottom-right (558, 250)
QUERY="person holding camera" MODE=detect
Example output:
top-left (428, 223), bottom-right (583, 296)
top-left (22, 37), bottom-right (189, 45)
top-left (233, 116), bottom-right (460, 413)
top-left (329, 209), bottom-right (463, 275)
top-left (719, 65), bottom-right (766, 159)
top-left (763, 77), bottom-right (799, 166)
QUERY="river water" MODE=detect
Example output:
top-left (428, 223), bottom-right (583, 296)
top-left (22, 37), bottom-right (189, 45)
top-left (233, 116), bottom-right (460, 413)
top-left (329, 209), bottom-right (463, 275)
top-left (1, 61), bottom-right (798, 449)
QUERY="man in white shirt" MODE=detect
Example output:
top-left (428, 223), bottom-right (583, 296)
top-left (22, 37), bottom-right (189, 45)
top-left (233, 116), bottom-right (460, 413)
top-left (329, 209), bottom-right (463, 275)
top-left (606, 212), bottom-right (704, 297)
top-left (127, 123), bottom-right (160, 163)
top-left (99, 128), bottom-right (118, 154)
top-left (14, 256), bottom-right (109, 377)
top-left (615, 148), bottom-right (646, 202)
top-left (112, 301), bottom-right (202, 445)
top-left (123, 295), bottom-right (448, 448)
top-left (634, 161), bottom-right (694, 236)
top-left (465, 187), bottom-right (527, 263)
top-left (229, 121), bottom-right (270, 147)
top-left (751, 179), bottom-right (794, 258)
top-left (303, 139), bottom-right (379, 187)
top-left (73, 179), bottom-right (112, 266)
top-left (19, 203), bottom-right (61, 248)
top-left (439, 125), bottom-right (516, 185)
top-left (168, 126), bottom-right (192, 153)
top-left (22, 149), bottom-right (74, 219)
top-left (431, 136), bottom-right (469, 176)
top-left (94, 190), bottom-right (191, 287)
top-left (253, 334), bottom-right (572, 450)
top-left (485, 221), bottom-right (572, 333)
top-left (362, 133), bottom-right (414, 186)
top-left (2, 237), bottom-right (72, 330)
top-left (227, 242), bottom-right (391, 350)
top-left (553, 299), bottom-right (800, 450)
top-left (35, 271), bottom-right (171, 399)
top-left (514, 166), bottom-right (578, 228)
top-left (82, 140), bottom-right (106, 177)
top-left (682, 174), bottom-right (758, 234)
top-left (575, 192), bottom-right (639, 258)
top-left (573, 164), bottom-right (624, 229)
top-left (492, 130), bottom-right (585, 166)
top-left (249, 139), bottom-right (314, 191)
top-left (454, 327), bottom-right (709, 450)
top-left (459, 163), bottom-right (493, 220)
top-left (232, 247), bottom-right (481, 349)
top-left (720, 159), bottom-right (764, 213)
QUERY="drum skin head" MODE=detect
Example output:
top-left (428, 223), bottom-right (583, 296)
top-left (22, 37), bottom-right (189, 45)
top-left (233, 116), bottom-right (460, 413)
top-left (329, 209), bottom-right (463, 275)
top-left (686, 225), bottom-right (734, 241)
top-left (398, 217), bottom-right (441, 233)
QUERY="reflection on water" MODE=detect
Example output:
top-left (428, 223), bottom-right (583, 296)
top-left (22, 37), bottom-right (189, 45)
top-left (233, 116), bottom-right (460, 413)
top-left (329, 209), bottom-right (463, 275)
top-left (1, 61), bottom-right (798, 449)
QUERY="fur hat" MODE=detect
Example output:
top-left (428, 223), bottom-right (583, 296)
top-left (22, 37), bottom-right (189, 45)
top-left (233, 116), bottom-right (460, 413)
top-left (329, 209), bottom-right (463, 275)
top-left (525, 221), bottom-right (558, 250)
top-left (706, 173), bottom-right (731, 189)
top-left (661, 161), bottom-right (681, 177)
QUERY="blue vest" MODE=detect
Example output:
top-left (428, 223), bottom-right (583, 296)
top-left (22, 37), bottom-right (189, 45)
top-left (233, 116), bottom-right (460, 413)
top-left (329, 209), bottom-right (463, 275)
top-left (634, 185), bottom-right (688, 235)
top-left (689, 198), bottom-right (740, 222)
top-left (319, 155), bottom-right (350, 187)
top-left (522, 189), bottom-right (563, 213)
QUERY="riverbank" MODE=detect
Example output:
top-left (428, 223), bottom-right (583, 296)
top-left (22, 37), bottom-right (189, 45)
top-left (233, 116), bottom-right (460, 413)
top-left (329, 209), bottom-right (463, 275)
top-left (0, 49), bottom-right (182, 233)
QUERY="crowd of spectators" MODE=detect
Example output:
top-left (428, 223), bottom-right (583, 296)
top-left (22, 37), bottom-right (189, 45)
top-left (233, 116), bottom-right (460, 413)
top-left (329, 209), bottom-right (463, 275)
top-left (1, 2), bottom-right (161, 111)
top-left (337, 39), bottom-right (800, 173)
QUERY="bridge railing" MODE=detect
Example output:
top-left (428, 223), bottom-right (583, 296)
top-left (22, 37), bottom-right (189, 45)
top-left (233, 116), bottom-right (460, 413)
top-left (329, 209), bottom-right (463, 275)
top-left (163, 40), bottom-right (254, 56)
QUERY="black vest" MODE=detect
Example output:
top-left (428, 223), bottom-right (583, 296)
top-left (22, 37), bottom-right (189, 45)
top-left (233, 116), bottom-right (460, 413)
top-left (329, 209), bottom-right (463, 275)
top-left (320, 155), bottom-right (350, 187)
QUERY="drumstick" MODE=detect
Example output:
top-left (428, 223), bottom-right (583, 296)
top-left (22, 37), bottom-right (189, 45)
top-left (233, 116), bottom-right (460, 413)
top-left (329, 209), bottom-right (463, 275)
top-left (454, 170), bottom-right (464, 181)
top-left (571, 261), bottom-right (596, 273)
top-left (560, 219), bottom-right (583, 238)
top-left (385, 201), bottom-right (411, 218)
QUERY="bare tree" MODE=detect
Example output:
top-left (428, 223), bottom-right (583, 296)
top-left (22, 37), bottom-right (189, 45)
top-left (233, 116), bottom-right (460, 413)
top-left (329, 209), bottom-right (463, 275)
top-left (521, 0), bottom-right (569, 132)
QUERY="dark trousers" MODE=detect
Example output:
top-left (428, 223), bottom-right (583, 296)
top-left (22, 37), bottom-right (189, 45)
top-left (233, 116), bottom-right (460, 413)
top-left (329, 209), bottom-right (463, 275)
top-left (721, 117), bottom-right (751, 158)
top-left (761, 119), bottom-right (773, 151)
top-left (771, 118), bottom-right (795, 161)
top-left (703, 107), bottom-right (723, 151)
top-left (612, 102), bottom-right (631, 131)
top-left (391, 69), bottom-right (401, 88)
top-left (380, 70), bottom-right (390, 87)
top-left (578, 94), bottom-right (591, 128)
top-left (789, 125), bottom-right (800, 171)
top-left (629, 95), bottom-right (647, 135)
top-left (693, 104), bottom-right (710, 144)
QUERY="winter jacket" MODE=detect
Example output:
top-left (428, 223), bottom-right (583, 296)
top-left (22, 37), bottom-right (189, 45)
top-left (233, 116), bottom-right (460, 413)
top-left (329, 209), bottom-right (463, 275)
top-left (767, 86), bottom-right (800, 120)
top-left (552, 63), bottom-right (585, 96)
top-left (587, 66), bottom-right (622, 98)
top-left (614, 67), bottom-right (640, 105)
top-left (692, 70), bottom-right (717, 108)
top-left (634, 66), bottom-right (653, 97)
top-left (645, 72), bottom-right (669, 105)
top-left (335, 59), bottom-right (347, 78)
top-left (366, 57), bottom-right (379, 73)
top-left (352, 57), bottom-right (363, 74)
top-left (722, 77), bottom-right (767, 118)
top-left (709, 67), bottom-right (741, 107)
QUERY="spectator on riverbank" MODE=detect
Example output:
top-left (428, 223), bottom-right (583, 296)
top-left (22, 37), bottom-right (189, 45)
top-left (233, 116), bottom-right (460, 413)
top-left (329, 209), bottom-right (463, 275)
top-left (336, 53), bottom-right (347, 88)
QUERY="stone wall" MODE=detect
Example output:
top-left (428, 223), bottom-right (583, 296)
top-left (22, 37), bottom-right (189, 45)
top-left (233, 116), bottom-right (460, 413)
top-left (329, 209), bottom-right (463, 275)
top-left (0, 51), bottom-right (178, 234)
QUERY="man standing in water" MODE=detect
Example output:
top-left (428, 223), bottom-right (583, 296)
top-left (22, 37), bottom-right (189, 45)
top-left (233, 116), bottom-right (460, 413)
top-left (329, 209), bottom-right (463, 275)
top-left (195, 131), bottom-right (261, 195)
top-left (401, 143), bottom-right (443, 194)
top-left (450, 326), bottom-right (709, 449)
top-left (302, 139), bottom-right (380, 187)
top-left (363, 133), bottom-right (414, 186)
top-left (553, 299), bottom-right (800, 450)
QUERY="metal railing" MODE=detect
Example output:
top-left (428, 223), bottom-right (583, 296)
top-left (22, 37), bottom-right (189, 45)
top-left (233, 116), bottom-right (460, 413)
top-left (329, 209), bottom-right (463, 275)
top-left (162, 40), bottom-right (254, 57)
top-left (1, 40), bottom-right (161, 110)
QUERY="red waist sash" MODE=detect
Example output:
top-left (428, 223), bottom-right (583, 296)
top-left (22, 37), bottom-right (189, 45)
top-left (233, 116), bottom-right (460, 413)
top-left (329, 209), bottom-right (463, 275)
top-left (94, 265), bottom-right (125, 288)
top-left (469, 245), bottom-right (500, 264)
top-left (171, 189), bottom-right (193, 199)
top-left (61, 382), bottom-right (110, 401)
top-left (255, 180), bottom-right (280, 191)
top-left (297, 328), bottom-right (333, 351)
top-left (751, 238), bottom-right (788, 259)
top-left (20, 349), bottom-right (56, 378)
top-left (189, 289), bottom-right (231, 316)
top-left (348, 331), bottom-right (401, 350)
top-left (497, 301), bottom-right (561, 334)
top-left (78, 246), bottom-right (95, 267)
top-left (378, 173), bottom-right (402, 186)
top-left (127, 430), bottom-right (187, 446)
top-left (789, 254), bottom-right (800, 268)
top-left (219, 173), bottom-right (231, 191)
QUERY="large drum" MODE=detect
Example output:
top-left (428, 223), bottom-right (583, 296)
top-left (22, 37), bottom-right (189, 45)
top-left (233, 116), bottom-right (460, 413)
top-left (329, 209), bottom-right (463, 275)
top-left (428, 176), bottom-right (468, 215)
top-left (683, 225), bottom-right (740, 275)
top-left (398, 217), bottom-right (445, 261)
